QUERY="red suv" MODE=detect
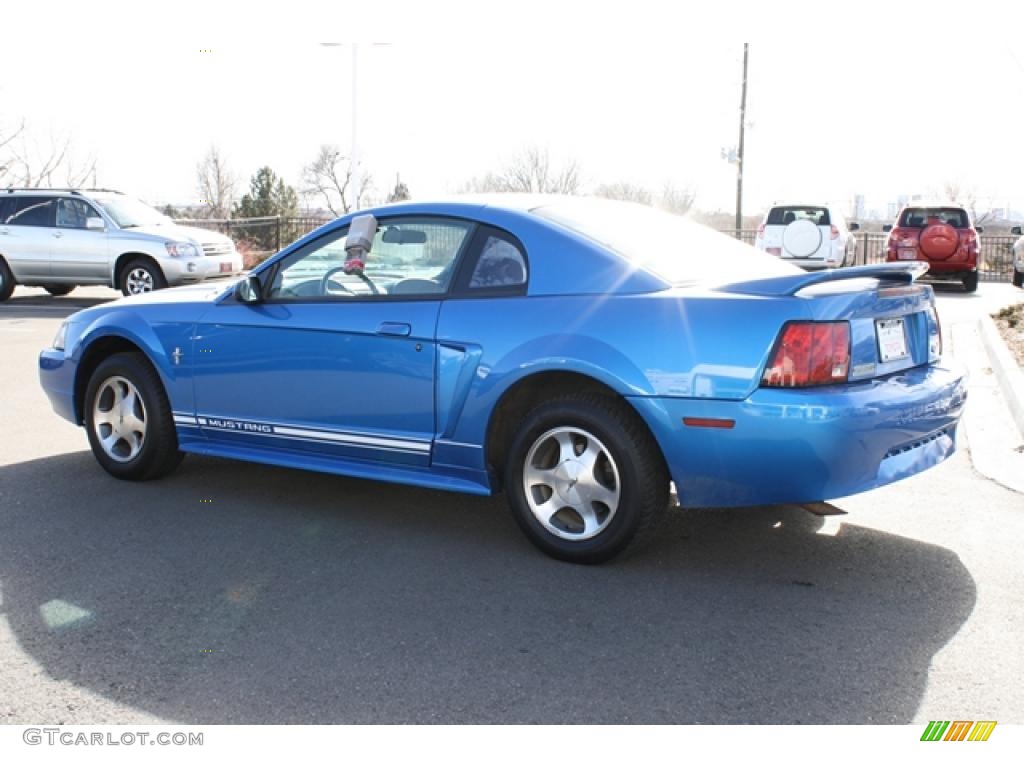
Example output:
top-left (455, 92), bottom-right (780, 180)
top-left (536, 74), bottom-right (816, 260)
top-left (884, 204), bottom-right (980, 293)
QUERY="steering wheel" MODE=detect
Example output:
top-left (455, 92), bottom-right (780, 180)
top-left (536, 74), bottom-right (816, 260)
top-left (320, 265), bottom-right (380, 296)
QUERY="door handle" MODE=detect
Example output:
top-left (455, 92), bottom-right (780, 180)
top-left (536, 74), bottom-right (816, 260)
top-left (53, 230), bottom-right (63, 238)
top-left (376, 322), bottom-right (411, 337)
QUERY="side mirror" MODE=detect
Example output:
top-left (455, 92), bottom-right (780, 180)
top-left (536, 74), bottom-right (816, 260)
top-left (882, 224), bottom-right (893, 233)
top-left (848, 222), bottom-right (860, 232)
top-left (1012, 226), bottom-right (1022, 236)
top-left (86, 217), bottom-right (105, 230)
top-left (235, 274), bottom-right (263, 304)
top-left (975, 226), bottom-right (984, 234)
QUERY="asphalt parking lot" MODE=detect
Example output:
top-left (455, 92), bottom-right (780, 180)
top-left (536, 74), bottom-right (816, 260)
top-left (1, 283), bottom-right (1022, 725)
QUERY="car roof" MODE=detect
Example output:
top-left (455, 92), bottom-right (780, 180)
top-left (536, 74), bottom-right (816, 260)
top-left (768, 202), bottom-right (837, 209)
top-left (2, 188), bottom-right (124, 197)
top-left (899, 201), bottom-right (966, 210)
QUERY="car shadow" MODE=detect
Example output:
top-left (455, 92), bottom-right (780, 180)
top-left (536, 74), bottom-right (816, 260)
top-left (0, 452), bottom-right (976, 724)
top-left (1, 294), bottom-right (113, 319)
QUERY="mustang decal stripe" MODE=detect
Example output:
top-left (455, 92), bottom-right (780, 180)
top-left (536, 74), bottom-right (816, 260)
top-left (173, 413), bottom-right (431, 453)
top-left (271, 425), bottom-right (429, 452)
top-left (195, 424), bottom-right (429, 454)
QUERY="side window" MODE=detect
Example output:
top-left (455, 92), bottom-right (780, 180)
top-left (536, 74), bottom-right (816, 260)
top-left (56, 198), bottom-right (100, 229)
top-left (267, 216), bottom-right (474, 300)
top-left (7, 197), bottom-right (56, 227)
top-left (468, 234), bottom-right (527, 290)
top-left (0, 198), bottom-right (19, 224)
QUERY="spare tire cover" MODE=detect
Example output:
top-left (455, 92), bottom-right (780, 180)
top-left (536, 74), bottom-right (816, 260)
top-left (782, 219), bottom-right (823, 258)
top-left (919, 223), bottom-right (959, 260)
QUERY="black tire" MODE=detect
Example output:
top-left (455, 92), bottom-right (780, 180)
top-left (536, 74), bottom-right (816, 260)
top-left (504, 393), bottom-right (669, 564)
top-left (43, 283), bottom-right (75, 297)
top-left (962, 271), bottom-right (979, 293)
top-left (0, 257), bottom-right (15, 301)
top-left (83, 352), bottom-right (183, 481)
top-left (119, 258), bottom-right (167, 296)
top-left (1013, 268), bottom-right (1023, 288)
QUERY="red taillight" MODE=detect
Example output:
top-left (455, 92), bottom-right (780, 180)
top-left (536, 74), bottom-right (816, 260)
top-left (762, 322), bottom-right (851, 388)
top-left (756, 223), bottom-right (765, 237)
top-left (830, 225), bottom-right (839, 240)
top-left (964, 229), bottom-right (979, 256)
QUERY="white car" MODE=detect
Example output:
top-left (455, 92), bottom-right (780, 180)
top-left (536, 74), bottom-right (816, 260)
top-left (1011, 226), bottom-right (1023, 288)
top-left (0, 188), bottom-right (243, 300)
top-left (754, 203), bottom-right (859, 270)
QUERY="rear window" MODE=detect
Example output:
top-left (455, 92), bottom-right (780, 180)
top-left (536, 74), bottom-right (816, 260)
top-left (899, 208), bottom-right (968, 228)
top-left (533, 198), bottom-right (799, 285)
top-left (6, 196), bottom-right (55, 227)
top-left (766, 206), bottom-right (831, 226)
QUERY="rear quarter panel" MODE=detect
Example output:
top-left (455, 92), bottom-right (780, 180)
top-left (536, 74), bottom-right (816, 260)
top-left (436, 289), bottom-right (802, 449)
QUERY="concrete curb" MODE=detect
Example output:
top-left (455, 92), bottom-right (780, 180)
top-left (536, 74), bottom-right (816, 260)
top-left (978, 314), bottom-right (1024, 440)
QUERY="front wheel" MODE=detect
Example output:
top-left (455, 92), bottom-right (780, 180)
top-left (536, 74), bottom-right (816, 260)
top-left (84, 352), bottom-right (183, 481)
top-left (0, 258), bottom-right (15, 301)
top-left (504, 394), bottom-right (669, 564)
top-left (1013, 268), bottom-right (1023, 288)
top-left (120, 259), bottom-right (167, 296)
top-left (962, 271), bottom-right (979, 293)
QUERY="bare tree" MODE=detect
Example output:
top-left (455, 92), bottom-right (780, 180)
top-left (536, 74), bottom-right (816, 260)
top-left (0, 118), bottom-right (25, 184)
top-left (386, 173), bottom-right (410, 203)
top-left (594, 181), bottom-right (653, 205)
top-left (301, 145), bottom-right (371, 216)
top-left (196, 145), bottom-right (237, 219)
top-left (658, 183), bottom-right (697, 216)
top-left (1, 124), bottom-right (96, 188)
top-left (934, 179), bottom-right (993, 225)
top-left (463, 146), bottom-right (582, 194)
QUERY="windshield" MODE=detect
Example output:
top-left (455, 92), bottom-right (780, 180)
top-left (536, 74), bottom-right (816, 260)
top-left (532, 198), bottom-right (799, 285)
top-left (92, 195), bottom-right (172, 228)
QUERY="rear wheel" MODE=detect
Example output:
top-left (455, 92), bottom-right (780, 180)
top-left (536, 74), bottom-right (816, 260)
top-left (119, 259), bottom-right (167, 296)
top-left (504, 393), bottom-right (669, 564)
top-left (0, 258), bottom-right (15, 301)
top-left (84, 352), bottom-right (183, 481)
top-left (962, 271), bottom-right (979, 293)
top-left (43, 284), bottom-right (75, 297)
top-left (1013, 268), bottom-right (1023, 288)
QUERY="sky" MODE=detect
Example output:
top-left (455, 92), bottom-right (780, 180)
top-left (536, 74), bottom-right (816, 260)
top-left (3, 0), bottom-right (1024, 218)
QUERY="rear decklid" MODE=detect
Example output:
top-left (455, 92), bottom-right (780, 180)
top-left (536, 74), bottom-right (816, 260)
top-left (720, 262), bottom-right (941, 381)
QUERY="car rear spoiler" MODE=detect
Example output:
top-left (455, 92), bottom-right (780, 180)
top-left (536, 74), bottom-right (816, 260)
top-left (718, 262), bottom-right (929, 297)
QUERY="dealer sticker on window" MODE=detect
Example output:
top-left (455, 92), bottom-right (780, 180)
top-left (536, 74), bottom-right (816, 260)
top-left (876, 318), bottom-right (908, 362)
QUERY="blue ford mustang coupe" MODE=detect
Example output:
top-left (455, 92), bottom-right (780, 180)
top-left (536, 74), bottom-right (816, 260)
top-left (39, 196), bottom-right (967, 563)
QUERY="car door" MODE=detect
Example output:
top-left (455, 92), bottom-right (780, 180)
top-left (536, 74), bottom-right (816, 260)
top-left (51, 198), bottom-right (111, 282)
top-left (190, 215), bottom-right (476, 468)
top-left (0, 196), bottom-right (56, 281)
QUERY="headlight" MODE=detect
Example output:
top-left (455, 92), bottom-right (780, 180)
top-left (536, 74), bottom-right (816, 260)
top-left (53, 321), bottom-right (68, 351)
top-left (166, 242), bottom-right (200, 259)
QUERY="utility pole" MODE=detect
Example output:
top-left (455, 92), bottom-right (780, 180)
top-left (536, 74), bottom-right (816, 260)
top-left (351, 43), bottom-right (361, 210)
top-left (736, 43), bottom-right (749, 236)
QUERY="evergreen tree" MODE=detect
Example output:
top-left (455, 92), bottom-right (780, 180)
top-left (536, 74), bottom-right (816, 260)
top-left (233, 167), bottom-right (299, 249)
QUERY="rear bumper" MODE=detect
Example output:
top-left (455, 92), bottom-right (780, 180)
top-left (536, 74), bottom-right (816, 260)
top-left (628, 361), bottom-right (967, 508)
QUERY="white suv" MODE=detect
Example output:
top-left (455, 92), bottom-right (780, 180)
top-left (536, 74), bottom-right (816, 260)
top-left (754, 203), bottom-right (859, 270)
top-left (0, 188), bottom-right (242, 301)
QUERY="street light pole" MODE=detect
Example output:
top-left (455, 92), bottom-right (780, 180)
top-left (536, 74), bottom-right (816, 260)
top-left (736, 43), bottom-right (749, 236)
top-left (351, 43), bottom-right (361, 210)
